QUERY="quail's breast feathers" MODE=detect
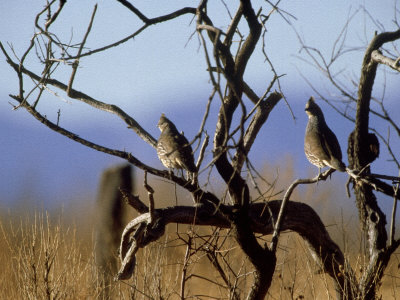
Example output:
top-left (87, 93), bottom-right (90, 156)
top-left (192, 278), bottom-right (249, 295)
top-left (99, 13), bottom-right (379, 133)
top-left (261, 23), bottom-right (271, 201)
top-left (304, 98), bottom-right (346, 172)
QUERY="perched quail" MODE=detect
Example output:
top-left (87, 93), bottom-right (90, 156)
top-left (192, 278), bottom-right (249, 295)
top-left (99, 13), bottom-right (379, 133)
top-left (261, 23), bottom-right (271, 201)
top-left (156, 113), bottom-right (197, 173)
top-left (304, 97), bottom-right (346, 175)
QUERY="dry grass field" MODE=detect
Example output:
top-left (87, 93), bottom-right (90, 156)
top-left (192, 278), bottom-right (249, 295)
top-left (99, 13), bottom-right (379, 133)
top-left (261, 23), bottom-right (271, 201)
top-left (1, 210), bottom-right (399, 299)
top-left (1, 163), bottom-right (399, 299)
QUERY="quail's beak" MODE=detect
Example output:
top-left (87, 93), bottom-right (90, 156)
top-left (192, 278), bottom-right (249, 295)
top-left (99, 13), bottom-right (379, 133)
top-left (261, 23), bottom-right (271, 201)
top-left (305, 101), bottom-right (311, 112)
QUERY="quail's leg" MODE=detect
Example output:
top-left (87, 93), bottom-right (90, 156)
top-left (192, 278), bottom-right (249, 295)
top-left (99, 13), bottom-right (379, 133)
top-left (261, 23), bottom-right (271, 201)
top-left (190, 171), bottom-right (198, 186)
top-left (317, 168), bottom-right (322, 182)
top-left (185, 170), bottom-right (191, 182)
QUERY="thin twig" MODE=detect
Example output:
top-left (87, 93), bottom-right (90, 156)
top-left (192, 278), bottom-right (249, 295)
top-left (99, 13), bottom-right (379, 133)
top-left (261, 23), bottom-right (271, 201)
top-left (1, 49), bottom-right (157, 148)
top-left (144, 171), bottom-right (155, 224)
top-left (180, 237), bottom-right (192, 300)
top-left (196, 132), bottom-right (209, 170)
top-left (390, 179), bottom-right (399, 246)
top-left (67, 4), bottom-right (97, 94)
top-left (270, 168), bottom-right (335, 252)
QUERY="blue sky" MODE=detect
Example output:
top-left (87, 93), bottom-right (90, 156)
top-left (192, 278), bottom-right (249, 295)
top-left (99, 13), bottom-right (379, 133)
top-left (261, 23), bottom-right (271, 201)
top-left (0, 1), bottom-right (399, 213)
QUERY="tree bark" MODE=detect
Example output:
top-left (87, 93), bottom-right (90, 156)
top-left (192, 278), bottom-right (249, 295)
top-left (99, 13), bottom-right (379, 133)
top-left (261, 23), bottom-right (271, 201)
top-left (349, 29), bottom-right (400, 299)
top-left (118, 199), bottom-right (349, 298)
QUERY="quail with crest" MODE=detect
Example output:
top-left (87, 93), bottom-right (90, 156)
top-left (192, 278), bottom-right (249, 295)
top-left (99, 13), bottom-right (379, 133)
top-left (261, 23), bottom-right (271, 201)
top-left (304, 97), bottom-right (346, 176)
top-left (157, 113), bottom-right (197, 175)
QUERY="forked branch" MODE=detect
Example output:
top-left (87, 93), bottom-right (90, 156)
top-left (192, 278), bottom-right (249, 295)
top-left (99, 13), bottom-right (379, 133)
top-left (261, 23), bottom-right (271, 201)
top-left (117, 196), bottom-right (346, 289)
top-left (0, 44), bottom-right (157, 148)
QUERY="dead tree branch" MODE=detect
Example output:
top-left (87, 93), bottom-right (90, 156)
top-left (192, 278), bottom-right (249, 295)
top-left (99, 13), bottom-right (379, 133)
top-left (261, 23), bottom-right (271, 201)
top-left (67, 4), bottom-right (97, 94)
top-left (117, 199), bottom-right (347, 289)
top-left (0, 43), bottom-right (157, 148)
top-left (371, 49), bottom-right (400, 71)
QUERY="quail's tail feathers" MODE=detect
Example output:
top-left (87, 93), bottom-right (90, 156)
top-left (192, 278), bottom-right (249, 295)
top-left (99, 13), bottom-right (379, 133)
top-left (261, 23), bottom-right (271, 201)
top-left (327, 158), bottom-right (346, 172)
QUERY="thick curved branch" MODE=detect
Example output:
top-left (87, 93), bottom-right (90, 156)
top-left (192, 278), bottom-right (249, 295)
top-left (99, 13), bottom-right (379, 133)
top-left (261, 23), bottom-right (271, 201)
top-left (235, 0), bottom-right (262, 78)
top-left (212, 0), bottom-right (263, 203)
top-left (350, 29), bottom-right (400, 298)
top-left (371, 50), bottom-right (400, 72)
top-left (204, 4), bottom-right (274, 297)
top-left (353, 29), bottom-right (400, 166)
top-left (223, 2), bottom-right (243, 47)
top-left (118, 200), bottom-right (347, 289)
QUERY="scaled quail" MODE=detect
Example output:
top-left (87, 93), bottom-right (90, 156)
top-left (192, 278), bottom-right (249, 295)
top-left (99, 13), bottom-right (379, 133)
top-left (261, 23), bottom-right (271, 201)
top-left (304, 97), bottom-right (346, 175)
top-left (157, 113), bottom-right (197, 173)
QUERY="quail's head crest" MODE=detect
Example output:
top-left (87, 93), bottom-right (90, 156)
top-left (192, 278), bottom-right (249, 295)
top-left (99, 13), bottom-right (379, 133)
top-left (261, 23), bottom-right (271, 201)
top-left (305, 97), bottom-right (323, 117)
top-left (158, 113), bottom-right (177, 132)
top-left (158, 113), bottom-right (169, 131)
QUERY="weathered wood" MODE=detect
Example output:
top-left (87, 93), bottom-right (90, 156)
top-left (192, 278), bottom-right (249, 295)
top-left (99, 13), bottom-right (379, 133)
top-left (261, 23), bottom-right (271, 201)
top-left (118, 199), bottom-right (350, 297)
top-left (350, 29), bottom-right (400, 300)
top-left (95, 164), bottom-right (132, 298)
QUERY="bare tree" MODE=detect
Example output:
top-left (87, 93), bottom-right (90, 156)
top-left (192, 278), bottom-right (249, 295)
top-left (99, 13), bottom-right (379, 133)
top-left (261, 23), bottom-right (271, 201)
top-left (1, 1), bottom-right (399, 299)
top-left (295, 7), bottom-right (400, 299)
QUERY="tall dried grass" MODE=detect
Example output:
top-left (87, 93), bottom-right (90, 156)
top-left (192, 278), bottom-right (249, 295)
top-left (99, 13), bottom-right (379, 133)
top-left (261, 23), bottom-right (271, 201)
top-left (1, 160), bottom-right (399, 299)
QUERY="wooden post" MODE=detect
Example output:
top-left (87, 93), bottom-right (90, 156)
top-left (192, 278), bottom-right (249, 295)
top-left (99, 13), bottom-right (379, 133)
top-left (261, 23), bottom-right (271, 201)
top-left (94, 164), bottom-right (132, 298)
